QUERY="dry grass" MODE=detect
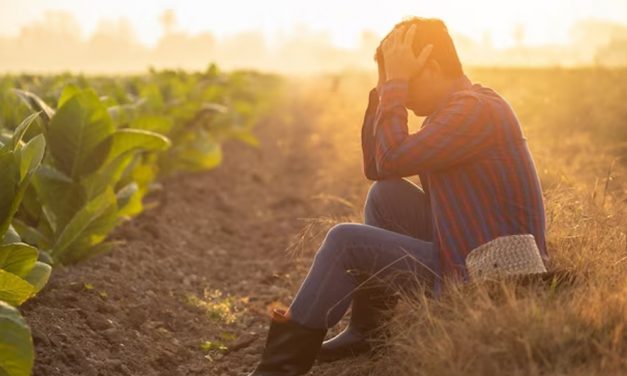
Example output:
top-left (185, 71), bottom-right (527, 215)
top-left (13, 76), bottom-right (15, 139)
top-left (298, 68), bottom-right (627, 376)
top-left (374, 199), bottom-right (626, 375)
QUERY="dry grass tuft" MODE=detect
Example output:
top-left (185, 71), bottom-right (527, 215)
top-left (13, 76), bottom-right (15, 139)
top-left (372, 129), bottom-right (627, 376)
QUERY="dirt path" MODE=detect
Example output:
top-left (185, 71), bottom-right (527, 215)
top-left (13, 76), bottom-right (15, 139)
top-left (21, 78), bottom-right (384, 376)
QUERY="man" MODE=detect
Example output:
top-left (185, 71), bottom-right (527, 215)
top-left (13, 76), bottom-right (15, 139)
top-left (248, 17), bottom-right (548, 376)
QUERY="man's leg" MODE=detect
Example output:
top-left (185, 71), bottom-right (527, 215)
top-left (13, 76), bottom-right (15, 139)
top-left (356, 177), bottom-right (434, 310)
top-left (313, 178), bottom-right (436, 362)
top-left (350, 178), bottom-right (434, 319)
top-left (364, 178), bottom-right (432, 241)
top-left (248, 218), bottom-right (436, 376)
top-left (286, 222), bottom-right (437, 329)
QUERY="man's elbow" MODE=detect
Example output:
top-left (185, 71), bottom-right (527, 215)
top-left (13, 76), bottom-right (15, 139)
top-left (374, 156), bottom-right (395, 179)
top-left (364, 170), bottom-right (382, 181)
top-left (363, 164), bottom-right (383, 181)
top-left (374, 154), bottom-right (426, 178)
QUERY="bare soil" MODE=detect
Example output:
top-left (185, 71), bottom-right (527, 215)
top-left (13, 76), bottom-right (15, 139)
top-left (22, 78), bottom-right (388, 376)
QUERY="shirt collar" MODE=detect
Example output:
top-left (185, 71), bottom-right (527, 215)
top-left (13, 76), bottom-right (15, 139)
top-left (431, 74), bottom-right (473, 115)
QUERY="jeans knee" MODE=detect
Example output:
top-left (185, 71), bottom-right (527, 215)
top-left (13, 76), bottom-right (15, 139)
top-left (315, 223), bottom-right (356, 261)
top-left (366, 178), bottom-right (405, 204)
top-left (323, 223), bottom-right (354, 247)
top-left (364, 179), bottom-right (403, 217)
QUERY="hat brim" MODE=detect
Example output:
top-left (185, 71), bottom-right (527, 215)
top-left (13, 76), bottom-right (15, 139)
top-left (469, 268), bottom-right (577, 287)
top-left (498, 268), bottom-right (577, 287)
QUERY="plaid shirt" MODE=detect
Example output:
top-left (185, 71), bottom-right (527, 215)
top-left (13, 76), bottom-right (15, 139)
top-left (361, 75), bottom-right (548, 287)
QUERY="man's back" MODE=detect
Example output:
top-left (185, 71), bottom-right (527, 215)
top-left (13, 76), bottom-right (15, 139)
top-left (420, 83), bottom-right (547, 280)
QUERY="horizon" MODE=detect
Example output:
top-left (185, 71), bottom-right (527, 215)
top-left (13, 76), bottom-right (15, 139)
top-left (1, 1), bottom-right (627, 73)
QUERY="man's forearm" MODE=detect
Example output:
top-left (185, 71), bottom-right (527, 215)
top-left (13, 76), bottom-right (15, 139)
top-left (361, 88), bottom-right (382, 180)
top-left (373, 80), bottom-right (493, 176)
top-left (372, 80), bottom-right (410, 178)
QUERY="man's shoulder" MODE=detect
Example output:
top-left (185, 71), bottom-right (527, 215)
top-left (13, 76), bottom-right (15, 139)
top-left (449, 89), bottom-right (481, 104)
top-left (451, 83), bottom-right (500, 102)
top-left (428, 83), bottom-right (513, 128)
top-left (446, 84), bottom-right (514, 117)
top-left (440, 87), bottom-right (486, 115)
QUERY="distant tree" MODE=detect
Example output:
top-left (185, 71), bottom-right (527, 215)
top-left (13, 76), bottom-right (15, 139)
top-left (571, 19), bottom-right (627, 51)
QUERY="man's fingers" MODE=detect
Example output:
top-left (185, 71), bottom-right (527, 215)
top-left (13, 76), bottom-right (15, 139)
top-left (381, 24), bottom-right (429, 78)
top-left (415, 44), bottom-right (434, 66)
top-left (396, 24), bottom-right (409, 46)
top-left (403, 24), bottom-right (417, 46)
top-left (386, 25), bottom-right (405, 50)
top-left (386, 30), bottom-right (398, 50)
top-left (382, 34), bottom-right (393, 52)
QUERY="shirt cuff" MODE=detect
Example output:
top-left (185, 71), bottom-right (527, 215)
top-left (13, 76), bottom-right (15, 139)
top-left (378, 80), bottom-right (408, 111)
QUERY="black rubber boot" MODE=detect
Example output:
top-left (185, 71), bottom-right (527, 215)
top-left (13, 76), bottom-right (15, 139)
top-left (248, 308), bottom-right (328, 376)
top-left (316, 278), bottom-right (399, 363)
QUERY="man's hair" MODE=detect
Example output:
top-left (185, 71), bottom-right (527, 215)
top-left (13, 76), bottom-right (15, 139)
top-left (375, 17), bottom-right (463, 78)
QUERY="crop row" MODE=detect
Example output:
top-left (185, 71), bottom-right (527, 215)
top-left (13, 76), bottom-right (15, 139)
top-left (0, 65), bottom-right (282, 376)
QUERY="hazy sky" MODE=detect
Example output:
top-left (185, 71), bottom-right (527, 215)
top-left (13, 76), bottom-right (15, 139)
top-left (2, 0), bottom-right (627, 48)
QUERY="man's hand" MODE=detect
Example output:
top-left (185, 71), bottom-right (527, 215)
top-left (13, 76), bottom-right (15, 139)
top-left (381, 24), bottom-right (433, 82)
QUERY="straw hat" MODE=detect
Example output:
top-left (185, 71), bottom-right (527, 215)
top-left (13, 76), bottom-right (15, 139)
top-left (465, 234), bottom-right (548, 280)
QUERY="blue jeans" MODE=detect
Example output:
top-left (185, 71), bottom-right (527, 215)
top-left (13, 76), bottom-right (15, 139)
top-left (286, 178), bottom-right (441, 329)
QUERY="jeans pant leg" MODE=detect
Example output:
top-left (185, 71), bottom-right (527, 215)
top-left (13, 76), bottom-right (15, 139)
top-left (331, 178), bottom-right (437, 324)
top-left (362, 177), bottom-right (442, 297)
top-left (363, 178), bottom-right (432, 241)
top-left (286, 223), bottom-right (437, 329)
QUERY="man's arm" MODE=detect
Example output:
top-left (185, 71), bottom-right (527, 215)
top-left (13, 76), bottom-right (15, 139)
top-left (373, 80), bottom-right (494, 178)
top-left (361, 87), bottom-right (383, 180)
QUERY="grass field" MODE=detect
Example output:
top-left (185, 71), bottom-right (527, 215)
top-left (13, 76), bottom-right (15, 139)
top-left (305, 68), bottom-right (627, 376)
top-left (7, 67), bottom-right (627, 375)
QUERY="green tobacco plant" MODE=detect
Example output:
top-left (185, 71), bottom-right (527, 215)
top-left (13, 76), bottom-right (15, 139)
top-left (0, 67), bottom-right (281, 376)
top-left (15, 87), bottom-right (171, 264)
top-left (125, 69), bottom-right (227, 173)
top-left (0, 113), bottom-right (52, 302)
top-left (0, 115), bottom-right (51, 376)
top-left (3, 68), bottom-right (282, 263)
top-left (125, 66), bottom-right (282, 174)
top-left (3, 67), bottom-right (283, 176)
top-left (0, 302), bottom-right (34, 376)
top-left (0, 113), bottom-right (44, 236)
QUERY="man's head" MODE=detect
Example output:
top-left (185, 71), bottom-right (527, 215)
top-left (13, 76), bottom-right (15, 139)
top-left (375, 18), bottom-right (464, 116)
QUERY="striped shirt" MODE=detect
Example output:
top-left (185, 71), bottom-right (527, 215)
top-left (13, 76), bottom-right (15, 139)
top-left (361, 75), bottom-right (548, 286)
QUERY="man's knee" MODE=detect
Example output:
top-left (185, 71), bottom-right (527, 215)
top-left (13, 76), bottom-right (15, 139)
top-left (366, 179), bottom-right (403, 206)
top-left (315, 222), bottom-right (365, 262)
top-left (323, 223), bottom-right (357, 247)
top-left (365, 178), bottom-right (421, 214)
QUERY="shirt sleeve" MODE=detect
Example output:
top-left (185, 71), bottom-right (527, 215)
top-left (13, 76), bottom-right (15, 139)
top-left (361, 87), bottom-right (383, 180)
top-left (373, 80), bottom-right (494, 177)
